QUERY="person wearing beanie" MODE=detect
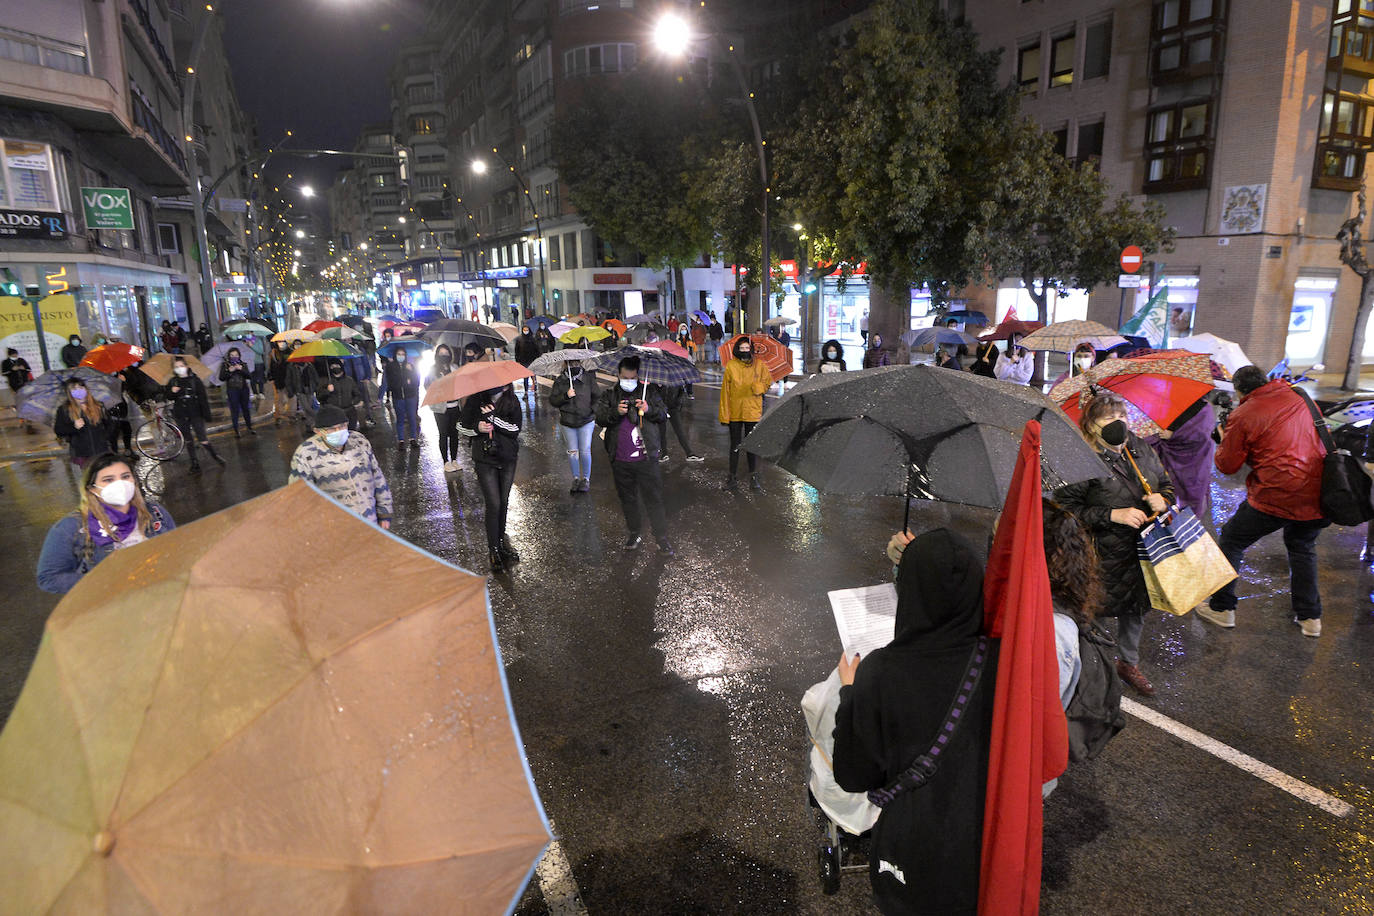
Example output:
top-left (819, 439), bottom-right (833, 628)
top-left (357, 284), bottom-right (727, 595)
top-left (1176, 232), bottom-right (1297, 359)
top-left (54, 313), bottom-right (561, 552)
top-left (288, 404), bottom-right (393, 528)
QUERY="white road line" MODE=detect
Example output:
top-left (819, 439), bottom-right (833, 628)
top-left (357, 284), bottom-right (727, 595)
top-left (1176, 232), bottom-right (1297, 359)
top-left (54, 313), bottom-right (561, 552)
top-left (536, 819), bottom-right (589, 915)
top-left (1121, 698), bottom-right (1355, 818)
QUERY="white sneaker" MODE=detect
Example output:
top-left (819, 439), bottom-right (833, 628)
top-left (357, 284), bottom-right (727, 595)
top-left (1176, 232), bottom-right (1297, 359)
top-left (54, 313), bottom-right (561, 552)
top-left (1195, 606), bottom-right (1235, 628)
top-left (1294, 616), bottom-right (1322, 638)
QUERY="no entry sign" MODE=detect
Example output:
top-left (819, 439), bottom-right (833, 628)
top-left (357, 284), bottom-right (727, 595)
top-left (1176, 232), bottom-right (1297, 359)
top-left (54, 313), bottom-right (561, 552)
top-left (1120, 245), bottom-right (1143, 273)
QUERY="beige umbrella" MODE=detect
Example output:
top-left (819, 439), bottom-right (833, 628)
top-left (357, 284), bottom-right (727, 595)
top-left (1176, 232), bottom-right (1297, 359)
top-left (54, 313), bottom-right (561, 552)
top-left (139, 352), bottom-right (214, 385)
top-left (0, 481), bottom-right (550, 913)
top-left (1017, 319), bottom-right (1127, 353)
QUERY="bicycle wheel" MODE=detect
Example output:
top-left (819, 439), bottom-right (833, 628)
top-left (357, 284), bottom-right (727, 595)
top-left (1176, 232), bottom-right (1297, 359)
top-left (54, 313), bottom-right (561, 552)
top-left (135, 416), bottom-right (184, 461)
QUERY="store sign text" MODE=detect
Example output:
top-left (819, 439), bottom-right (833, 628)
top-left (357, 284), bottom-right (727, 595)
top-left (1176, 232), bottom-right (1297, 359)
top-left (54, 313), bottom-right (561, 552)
top-left (0, 209), bottom-right (68, 239)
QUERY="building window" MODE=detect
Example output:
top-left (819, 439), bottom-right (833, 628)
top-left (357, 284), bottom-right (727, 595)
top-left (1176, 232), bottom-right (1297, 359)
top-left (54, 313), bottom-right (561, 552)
top-left (1017, 43), bottom-right (1040, 94)
top-left (1051, 126), bottom-right (1069, 157)
top-left (1151, 0), bottom-right (1225, 83)
top-left (1083, 17), bottom-right (1113, 80)
top-left (1318, 1), bottom-right (1374, 188)
top-left (1077, 120), bottom-right (1104, 167)
top-left (1050, 32), bottom-right (1075, 87)
top-left (410, 116), bottom-right (441, 135)
top-left (563, 43), bottom-right (638, 78)
top-left (157, 223), bottom-right (181, 254)
top-left (1145, 100), bottom-right (1212, 191)
top-left (559, 0), bottom-right (634, 13)
top-left (0, 138), bottom-right (61, 211)
top-left (549, 235), bottom-right (561, 271)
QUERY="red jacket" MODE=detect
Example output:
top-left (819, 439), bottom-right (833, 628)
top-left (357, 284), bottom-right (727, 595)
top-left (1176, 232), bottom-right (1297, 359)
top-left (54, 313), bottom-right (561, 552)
top-left (1214, 381), bottom-right (1324, 521)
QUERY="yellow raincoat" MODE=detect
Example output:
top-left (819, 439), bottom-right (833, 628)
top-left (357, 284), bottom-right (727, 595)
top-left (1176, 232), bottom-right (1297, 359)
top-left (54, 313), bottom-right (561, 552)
top-left (719, 356), bottom-right (773, 423)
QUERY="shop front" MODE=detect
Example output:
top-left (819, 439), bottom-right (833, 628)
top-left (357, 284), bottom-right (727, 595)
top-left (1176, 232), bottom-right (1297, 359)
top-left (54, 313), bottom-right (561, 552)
top-left (1, 258), bottom-right (177, 352)
top-left (1286, 274), bottom-right (1340, 367)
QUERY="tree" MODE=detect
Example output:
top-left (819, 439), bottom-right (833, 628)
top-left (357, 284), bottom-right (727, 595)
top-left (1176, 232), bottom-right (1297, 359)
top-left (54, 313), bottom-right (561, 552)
top-left (1336, 184), bottom-right (1374, 392)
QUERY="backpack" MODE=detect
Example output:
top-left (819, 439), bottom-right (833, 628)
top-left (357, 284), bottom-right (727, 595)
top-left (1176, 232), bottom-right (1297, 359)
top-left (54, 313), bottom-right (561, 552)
top-left (1066, 619), bottom-right (1125, 763)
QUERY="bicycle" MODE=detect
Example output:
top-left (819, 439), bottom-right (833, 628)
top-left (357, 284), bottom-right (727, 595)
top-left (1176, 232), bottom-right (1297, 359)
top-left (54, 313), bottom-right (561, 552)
top-left (133, 399), bottom-right (185, 462)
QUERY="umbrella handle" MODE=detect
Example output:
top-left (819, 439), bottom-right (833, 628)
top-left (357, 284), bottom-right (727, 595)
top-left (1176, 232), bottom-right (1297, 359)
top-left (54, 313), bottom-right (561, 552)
top-left (903, 464), bottom-right (912, 535)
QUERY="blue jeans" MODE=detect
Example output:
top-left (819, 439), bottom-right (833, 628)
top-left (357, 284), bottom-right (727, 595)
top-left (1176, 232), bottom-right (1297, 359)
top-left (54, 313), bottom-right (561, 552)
top-left (393, 396), bottom-right (419, 440)
top-left (561, 421), bottom-right (594, 479)
top-left (1209, 501), bottom-right (1329, 619)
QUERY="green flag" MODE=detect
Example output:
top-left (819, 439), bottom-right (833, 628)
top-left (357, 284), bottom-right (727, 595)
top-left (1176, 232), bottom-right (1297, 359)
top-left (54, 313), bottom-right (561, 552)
top-left (1120, 288), bottom-right (1169, 348)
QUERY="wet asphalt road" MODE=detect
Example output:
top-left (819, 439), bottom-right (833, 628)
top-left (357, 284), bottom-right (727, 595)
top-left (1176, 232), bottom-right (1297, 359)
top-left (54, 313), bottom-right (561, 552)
top-left (2, 383), bottom-right (1373, 914)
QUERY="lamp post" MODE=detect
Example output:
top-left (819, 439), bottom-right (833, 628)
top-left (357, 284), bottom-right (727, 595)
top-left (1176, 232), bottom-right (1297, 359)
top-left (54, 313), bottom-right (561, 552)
top-left (473, 148), bottom-right (548, 316)
top-left (654, 6), bottom-right (770, 333)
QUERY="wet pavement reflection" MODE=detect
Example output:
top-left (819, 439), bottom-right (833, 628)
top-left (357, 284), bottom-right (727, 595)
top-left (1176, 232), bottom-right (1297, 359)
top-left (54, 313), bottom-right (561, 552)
top-left (2, 382), bottom-right (1372, 913)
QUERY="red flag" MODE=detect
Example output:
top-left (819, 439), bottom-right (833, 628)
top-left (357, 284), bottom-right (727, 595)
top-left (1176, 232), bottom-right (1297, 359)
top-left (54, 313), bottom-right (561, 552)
top-left (1003, 304), bottom-right (1019, 323)
top-left (978, 420), bottom-right (1069, 915)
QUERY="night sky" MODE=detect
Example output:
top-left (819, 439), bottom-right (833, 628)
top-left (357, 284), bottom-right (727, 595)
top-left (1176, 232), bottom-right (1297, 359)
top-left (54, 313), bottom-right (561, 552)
top-left (221, 0), bottom-right (425, 199)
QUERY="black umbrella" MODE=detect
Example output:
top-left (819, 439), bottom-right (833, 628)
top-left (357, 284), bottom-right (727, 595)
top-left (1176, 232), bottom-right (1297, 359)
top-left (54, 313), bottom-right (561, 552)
top-left (336, 314), bottom-right (369, 330)
top-left (742, 365), bottom-right (1106, 522)
top-left (421, 318), bottom-right (507, 350)
top-left (624, 313), bottom-right (663, 325)
top-left (16, 368), bottom-right (123, 425)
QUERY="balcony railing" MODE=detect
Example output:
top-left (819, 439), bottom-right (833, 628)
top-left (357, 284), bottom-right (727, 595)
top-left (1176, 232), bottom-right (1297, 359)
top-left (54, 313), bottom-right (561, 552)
top-left (516, 79), bottom-right (553, 123)
top-left (131, 90), bottom-right (189, 173)
top-left (128, 0), bottom-right (181, 91)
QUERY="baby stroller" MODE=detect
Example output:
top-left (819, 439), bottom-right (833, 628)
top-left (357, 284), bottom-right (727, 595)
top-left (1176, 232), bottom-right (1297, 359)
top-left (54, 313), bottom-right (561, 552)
top-left (802, 670), bottom-right (877, 894)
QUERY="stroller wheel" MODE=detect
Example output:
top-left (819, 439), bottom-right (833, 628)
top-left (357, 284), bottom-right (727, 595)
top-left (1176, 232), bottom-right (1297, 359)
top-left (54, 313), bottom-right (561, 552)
top-left (819, 843), bottom-right (841, 895)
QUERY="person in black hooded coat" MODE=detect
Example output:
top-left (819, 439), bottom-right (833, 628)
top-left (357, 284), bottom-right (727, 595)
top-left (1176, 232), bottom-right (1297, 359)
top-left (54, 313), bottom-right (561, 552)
top-left (832, 528), bottom-right (998, 916)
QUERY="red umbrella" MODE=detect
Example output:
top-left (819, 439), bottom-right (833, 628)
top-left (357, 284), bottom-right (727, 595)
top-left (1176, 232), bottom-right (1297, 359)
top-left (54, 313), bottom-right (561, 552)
top-left (600, 318), bottom-right (628, 336)
top-left (718, 333), bottom-right (793, 382)
top-left (638, 339), bottom-right (690, 360)
top-left (421, 360), bottom-right (532, 407)
top-left (979, 420), bottom-right (1068, 915)
top-left (302, 319), bottom-right (342, 333)
top-left (79, 343), bottom-right (146, 374)
top-left (978, 319), bottom-right (1044, 341)
top-left (1049, 350), bottom-right (1214, 437)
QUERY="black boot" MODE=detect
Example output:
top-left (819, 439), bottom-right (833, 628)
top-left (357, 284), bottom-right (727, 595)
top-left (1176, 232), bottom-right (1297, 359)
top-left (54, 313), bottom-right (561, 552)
top-left (499, 536), bottom-right (521, 564)
top-left (750, 472), bottom-right (763, 490)
top-left (189, 452), bottom-right (201, 472)
top-left (488, 547), bottom-right (507, 574)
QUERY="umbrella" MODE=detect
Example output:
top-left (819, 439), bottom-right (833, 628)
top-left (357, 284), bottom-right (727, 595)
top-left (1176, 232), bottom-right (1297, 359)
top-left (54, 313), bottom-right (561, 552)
top-left (378, 338), bottom-right (432, 360)
top-left (624, 313), bottom-right (663, 325)
top-left (979, 319), bottom-right (1045, 342)
top-left (901, 327), bottom-right (980, 348)
top-left (1120, 346), bottom-right (1230, 383)
top-left (288, 339), bottom-right (364, 362)
top-left (422, 360), bottom-right (534, 407)
top-left (1171, 332), bottom-right (1252, 375)
top-left (141, 353), bottom-right (214, 385)
top-left (201, 341), bottom-right (256, 375)
top-left (638, 339), bottom-right (691, 360)
top-left (317, 324), bottom-right (368, 342)
top-left (945, 309), bottom-right (990, 325)
top-left (336, 314), bottom-right (369, 329)
top-left (489, 321), bottom-right (521, 343)
top-left (79, 343), bottom-right (146, 375)
top-left (719, 333), bottom-right (794, 382)
top-left (0, 482), bottom-right (551, 913)
top-left (375, 313), bottom-right (402, 322)
top-left (1018, 320), bottom-right (1126, 353)
top-left (270, 329), bottom-right (317, 345)
top-left (591, 346), bottom-right (702, 387)
top-left (523, 315), bottom-right (557, 331)
top-left (600, 318), bottom-right (627, 336)
top-left (302, 319), bottom-right (342, 333)
top-left (393, 321), bottom-right (427, 336)
top-left (1049, 350), bottom-right (1215, 437)
top-left (741, 365), bottom-right (1106, 513)
top-left (547, 320), bottom-right (580, 338)
top-left (527, 349), bottom-right (599, 378)
top-left (625, 323), bottom-right (667, 342)
top-left (560, 326), bottom-right (611, 345)
top-left (14, 368), bottom-right (122, 424)
top-left (692, 310), bottom-right (713, 324)
top-left (223, 320), bottom-right (274, 339)
top-left (763, 316), bottom-right (798, 327)
top-left (421, 318), bottom-right (507, 349)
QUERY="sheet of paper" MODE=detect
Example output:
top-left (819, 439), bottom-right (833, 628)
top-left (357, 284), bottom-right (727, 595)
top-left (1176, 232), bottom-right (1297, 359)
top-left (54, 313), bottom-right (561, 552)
top-left (828, 583), bottom-right (899, 658)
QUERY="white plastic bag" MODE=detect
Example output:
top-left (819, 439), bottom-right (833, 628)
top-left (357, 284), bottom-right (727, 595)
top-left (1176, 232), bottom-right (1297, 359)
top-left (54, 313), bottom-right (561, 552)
top-left (801, 669), bottom-right (880, 836)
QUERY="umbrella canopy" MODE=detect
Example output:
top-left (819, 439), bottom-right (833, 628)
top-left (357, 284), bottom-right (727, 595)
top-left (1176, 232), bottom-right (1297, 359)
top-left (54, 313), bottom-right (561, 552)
top-left (763, 316), bottom-right (797, 327)
top-left (378, 338), bottom-right (432, 359)
top-left (15, 368), bottom-right (122, 424)
top-left (336, 314), bottom-right (369, 329)
top-left (692, 310), bottom-right (713, 324)
top-left (488, 321), bottom-right (521, 343)
top-left (979, 319), bottom-right (1045, 342)
top-left (392, 321), bottom-right (427, 336)
top-left (79, 343), bottom-right (146, 375)
top-left (201, 341), bottom-right (256, 375)
top-left (0, 482), bottom-right (551, 914)
top-left (374, 313), bottom-right (402, 322)
top-left (741, 365), bottom-right (1106, 508)
top-left (141, 353), bottom-right (214, 385)
top-left (316, 324), bottom-right (368, 342)
top-left (600, 318), bottom-right (627, 336)
top-left (591, 346), bottom-right (702, 387)
top-left (1171, 332), bottom-right (1252, 375)
top-left (945, 309), bottom-right (990, 325)
top-left (719, 334), bottom-right (794, 382)
top-left (523, 316), bottom-right (556, 331)
top-left (302, 319), bottom-right (342, 333)
top-left (902, 327), bottom-right (979, 348)
top-left (422, 360), bottom-right (534, 406)
top-left (421, 319), bottom-right (506, 349)
top-left (560, 326), bottom-right (611, 345)
top-left (223, 321), bottom-right (274, 339)
top-left (637, 339), bottom-right (691, 360)
top-left (527, 349), bottom-right (599, 377)
top-left (1049, 350), bottom-right (1215, 437)
top-left (547, 320), bottom-right (580, 338)
top-left (624, 313), bottom-right (663, 325)
top-left (1018, 320), bottom-right (1126, 353)
top-left (270, 329), bottom-right (317, 345)
top-left (288, 339), bottom-right (363, 362)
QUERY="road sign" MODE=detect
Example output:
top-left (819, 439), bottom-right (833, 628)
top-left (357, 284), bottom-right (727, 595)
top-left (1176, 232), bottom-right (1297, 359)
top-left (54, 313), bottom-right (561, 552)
top-left (1118, 274), bottom-right (1143, 288)
top-left (1120, 245), bottom-right (1143, 273)
top-left (81, 187), bottom-right (134, 230)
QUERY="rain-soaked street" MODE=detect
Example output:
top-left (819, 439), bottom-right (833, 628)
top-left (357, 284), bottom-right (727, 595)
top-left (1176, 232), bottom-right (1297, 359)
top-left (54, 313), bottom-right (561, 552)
top-left (3, 381), bottom-right (1373, 914)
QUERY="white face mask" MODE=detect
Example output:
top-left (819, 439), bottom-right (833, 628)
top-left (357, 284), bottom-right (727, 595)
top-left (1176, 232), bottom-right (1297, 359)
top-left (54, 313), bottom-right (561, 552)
top-left (618, 378), bottom-right (638, 392)
top-left (322, 429), bottom-right (349, 448)
top-left (1074, 356), bottom-right (1093, 370)
top-left (174, 366), bottom-right (189, 377)
top-left (97, 479), bottom-right (137, 508)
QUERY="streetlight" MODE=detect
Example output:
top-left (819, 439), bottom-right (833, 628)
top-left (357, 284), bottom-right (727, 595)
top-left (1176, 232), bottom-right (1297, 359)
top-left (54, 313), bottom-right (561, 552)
top-left (295, 229), bottom-right (306, 239)
top-left (470, 159), bottom-right (487, 175)
top-left (473, 149), bottom-right (548, 315)
top-left (300, 185), bottom-right (314, 198)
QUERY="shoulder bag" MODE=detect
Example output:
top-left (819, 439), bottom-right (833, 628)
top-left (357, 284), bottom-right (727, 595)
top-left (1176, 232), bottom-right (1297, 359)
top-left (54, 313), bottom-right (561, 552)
top-left (1293, 387), bottom-right (1374, 526)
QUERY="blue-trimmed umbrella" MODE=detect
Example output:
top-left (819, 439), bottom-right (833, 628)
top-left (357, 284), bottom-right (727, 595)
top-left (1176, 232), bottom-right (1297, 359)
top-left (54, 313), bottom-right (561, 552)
top-left (901, 327), bottom-right (979, 348)
top-left (378, 338), bottom-right (432, 360)
top-left (15, 368), bottom-right (122, 425)
top-left (523, 315), bottom-right (557, 331)
top-left (592, 346), bottom-right (702, 387)
top-left (202, 341), bottom-right (256, 374)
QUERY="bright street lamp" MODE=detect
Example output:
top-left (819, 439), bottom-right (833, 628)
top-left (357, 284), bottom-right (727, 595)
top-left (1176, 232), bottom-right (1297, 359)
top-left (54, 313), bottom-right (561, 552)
top-left (295, 229), bottom-right (305, 239)
top-left (653, 13), bottom-right (691, 55)
top-left (359, 242), bottom-right (368, 251)
top-left (300, 185), bottom-right (314, 197)
top-left (470, 159), bottom-right (487, 175)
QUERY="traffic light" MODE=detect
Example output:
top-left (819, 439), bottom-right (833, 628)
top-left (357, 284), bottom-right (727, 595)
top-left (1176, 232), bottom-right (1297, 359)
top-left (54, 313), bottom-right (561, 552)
top-left (1, 267), bottom-right (20, 297)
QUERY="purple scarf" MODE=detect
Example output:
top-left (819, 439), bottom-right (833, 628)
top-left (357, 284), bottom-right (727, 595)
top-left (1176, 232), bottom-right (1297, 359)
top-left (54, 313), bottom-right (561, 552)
top-left (88, 502), bottom-right (140, 547)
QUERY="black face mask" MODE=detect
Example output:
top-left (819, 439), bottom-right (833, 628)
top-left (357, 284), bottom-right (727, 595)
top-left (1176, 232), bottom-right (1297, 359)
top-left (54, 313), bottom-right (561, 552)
top-left (1099, 419), bottom-right (1128, 447)
top-left (331, 368), bottom-right (344, 377)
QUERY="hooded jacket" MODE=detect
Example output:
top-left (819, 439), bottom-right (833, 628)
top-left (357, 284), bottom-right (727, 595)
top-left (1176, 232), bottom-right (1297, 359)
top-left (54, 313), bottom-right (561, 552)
top-left (162, 372), bottom-right (212, 421)
top-left (458, 387), bottom-right (522, 466)
top-left (594, 381), bottom-right (665, 458)
top-left (817, 339), bottom-right (846, 374)
top-left (832, 529), bottom-right (998, 916)
top-left (719, 342), bottom-right (773, 423)
top-left (60, 341), bottom-right (87, 368)
top-left (1214, 380), bottom-right (1324, 521)
top-left (514, 331), bottom-right (540, 366)
top-left (548, 367), bottom-right (597, 428)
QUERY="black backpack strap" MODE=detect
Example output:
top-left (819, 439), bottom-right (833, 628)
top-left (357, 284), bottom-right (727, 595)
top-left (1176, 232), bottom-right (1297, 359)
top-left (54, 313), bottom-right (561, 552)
top-left (867, 636), bottom-right (990, 808)
top-left (1291, 385), bottom-right (1336, 455)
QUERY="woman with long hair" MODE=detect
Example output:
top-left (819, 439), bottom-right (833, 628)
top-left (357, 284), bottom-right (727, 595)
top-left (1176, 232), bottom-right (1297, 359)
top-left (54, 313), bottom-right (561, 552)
top-left (37, 452), bottom-right (176, 594)
top-left (53, 377), bottom-right (113, 468)
top-left (163, 355), bottom-right (224, 471)
top-left (427, 344), bottom-right (463, 472)
top-left (458, 383), bottom-right (522, 573)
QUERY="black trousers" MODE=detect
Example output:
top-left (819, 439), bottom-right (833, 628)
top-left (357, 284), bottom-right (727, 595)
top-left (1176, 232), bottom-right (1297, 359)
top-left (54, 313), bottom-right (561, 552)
top-left (173, 409), bottom-right (209, 461)
top-left (475, 460), bottom-right (516, 550)
top-left (437, 406), bottom-right (462, 460)
top-left (612, 458), bottom-right (667, 538)
top-left (728, 420), bottom-right (757, 476)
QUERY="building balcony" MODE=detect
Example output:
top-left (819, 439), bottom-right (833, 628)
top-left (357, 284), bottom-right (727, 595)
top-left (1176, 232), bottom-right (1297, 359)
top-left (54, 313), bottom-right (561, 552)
top-left (1331, 21), bottom-right (1374, 79)
top-left (95, 88), bottom-right (191, 191)
top-left (125, 0), bottom-right (181, 92)
top-left (516, 79), bottom-right (553, 123)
